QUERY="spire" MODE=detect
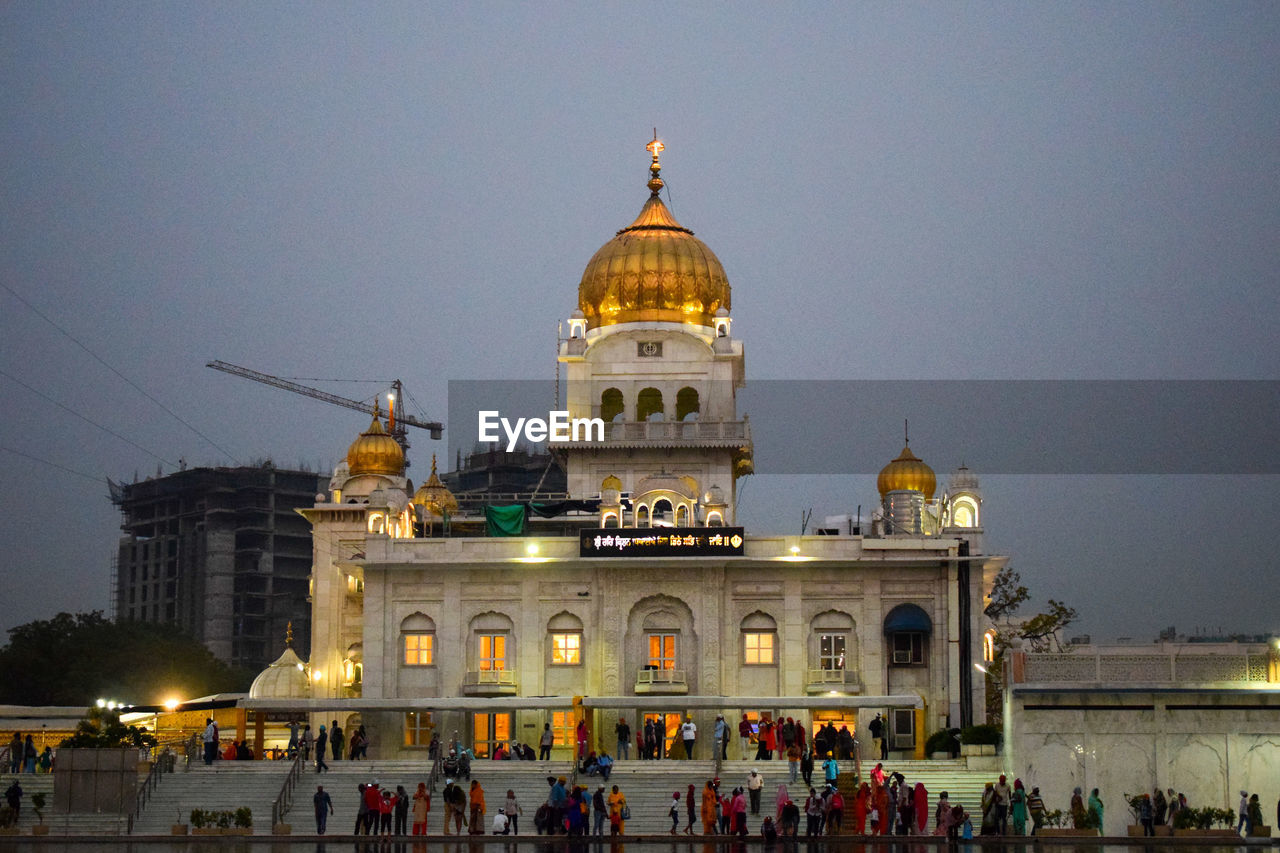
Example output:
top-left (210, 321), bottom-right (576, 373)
top-left (904, 418), bottom-right (910, 447)
top-left (285, 621), bottom-right (293, 648)
top-left (646, 128), bottom-right (665, 196)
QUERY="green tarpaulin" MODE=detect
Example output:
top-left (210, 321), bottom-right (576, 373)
top-left (485, 504), bottom-right (527, 537)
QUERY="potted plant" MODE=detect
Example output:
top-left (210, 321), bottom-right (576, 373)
top-left (0, 805), bottom-right (17, 836)
top-left (30, 792), bottom-right (48, 836)
top-left (1039, 807), bottom-right (1098, 837)
top-left (191, 809), bottom-right (217, 836)
top-left (924, 728), bottom-right (959, 760)
top-left (230, 806), bottom-right (253, 835)
top-left (172, 808), bottom-right (189, 835)
top-left (958, 723), bottom-right (1001, 756)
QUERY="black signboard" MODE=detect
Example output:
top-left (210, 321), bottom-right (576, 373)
top-left (580, 527), bottom-right (745, 558)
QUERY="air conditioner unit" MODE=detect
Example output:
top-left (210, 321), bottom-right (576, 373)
top-left (892, 650), bottom-right (912, 664)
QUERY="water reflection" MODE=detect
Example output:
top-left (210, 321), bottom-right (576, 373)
top-left (0, 842), bottom-right (1256, 853)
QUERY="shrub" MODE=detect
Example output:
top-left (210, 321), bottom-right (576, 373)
top-left (1043, 809), bottom-right (1065, 828)
top-left (190, 809), bottom-right (206, 829)
top-left (1172, 807), bottom-right (1198, 830)
top-left (234, 807), bottom-right (253, 828)
top-left (30, 792), bottom-right (46, 825)
top-left (924, 728), bottom-right (959, 756)
top-left (958, 723), bottom-right (1002, 746)
top-left (1124, 793), bottom-right (1144, 822)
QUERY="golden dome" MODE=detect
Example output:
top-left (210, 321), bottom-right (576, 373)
top-left (601, 475), bottom-right (623, 492)
top-left (347, 415), bottom-right (405, 477)
top-left (877, 444), bottom-right (937, 499)
top-left (412, 455), bottom-right (458, 516)
top-left (577, 136), bottom-right (730, 329)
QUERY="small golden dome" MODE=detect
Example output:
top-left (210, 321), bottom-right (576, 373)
top-left (601, 475), bottom-right (623, 492)
top-left (412, 455), bottom-right (458, 516)
top-left (877, 444), bottom-right (937, 499)
top-left (577, 137), bottom-right (730, 329)
top-left (347, 415), bottom-right (405, 477)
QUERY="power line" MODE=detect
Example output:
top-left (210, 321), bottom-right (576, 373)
top-left (0, 444), bottom-right (104, 484)
top-left (0, 367), bottom-right (175, 467)
top-left (0, 281), bottom-right (240, 464)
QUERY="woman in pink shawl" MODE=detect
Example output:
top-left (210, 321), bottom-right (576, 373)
top-left (775, 784), bottom-right (790, 821)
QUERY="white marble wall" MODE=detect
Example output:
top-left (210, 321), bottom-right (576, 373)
top-left (1008, 692), bottom-right (1280, 836)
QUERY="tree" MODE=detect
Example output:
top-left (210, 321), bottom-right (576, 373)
top-left (0, 611), bottom-right (251, 706)
top-left (983, 567), bottom-right (1080, 720)
top-left (59, 705), bottom-right (157, 750)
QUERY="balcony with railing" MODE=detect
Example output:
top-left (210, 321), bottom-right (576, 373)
top-left (806, 668), bottom-right (862, 694)
top-left (463, 669), bottom-right (518, 696)
top-left (635, 667), bottom-right (688, 694)
top-left (599, 419), bottom-right (751, 449)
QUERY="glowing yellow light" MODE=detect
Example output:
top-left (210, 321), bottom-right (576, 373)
top-left (646, 133), bottom-right (664, 158)
top-left (312, 670), bottom-right (323, 682)
top-left (297, 662), bottom-right (305, 671)
top-left (163, 698), bottom-right (180, 711)
top-left (96, 698), bottom-right (106, 708)
top-left (789, 546), bottom-right (800, 555)
top-left (526, 542), bottom-right (539, 556)
top-left (974, 663), bottom-right (988, 674)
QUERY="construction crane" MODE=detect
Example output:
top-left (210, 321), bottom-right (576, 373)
top-left (207, 361), bottom-right (443, 464)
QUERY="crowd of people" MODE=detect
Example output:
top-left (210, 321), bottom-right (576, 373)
top-left (3, 734), bottom-right (52, 774)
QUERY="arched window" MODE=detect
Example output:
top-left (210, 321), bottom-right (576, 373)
top-left (636, 504), bottom-right (650, 528)
top-left (676, 387), bottom-right (700, 422)
top-left (883, 603), bottom-right (932, 666)
top-left (643, 610), bottom-right (680, 670)
top-left (651, 498), bottom-right (673, 525)
top-left (548, 612), bottom-right (584, 666)
top-left (600, 388), bottom-right (624, 423)
top-left (706, 510), bottom-right (724, 527)
top-left (812, 610), bottom-right (856, 671)
top-left (602, 511), bottom-right (620, 528)
top-left (400, 613), bottom-right (436, 667)
top-left (741, 611), bottom-right (777, 665)
top-left (470, 611), bottom-right (515, 672)
top-left (636, 387), bottom-right (664, 421)
top-left (675, 505), bottom-right (690, 526)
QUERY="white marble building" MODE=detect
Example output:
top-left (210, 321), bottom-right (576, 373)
top-left (282, 140), bottom-right (1005, 761)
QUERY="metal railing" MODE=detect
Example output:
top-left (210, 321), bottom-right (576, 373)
top-left (635, 668), bottom-right (686, 686)
top-left (127, 749), bottom-right (175, 834)
top-left (463, 670), bottom-right (518, 687)
top-left (270, 751), bottom-right (305, 829)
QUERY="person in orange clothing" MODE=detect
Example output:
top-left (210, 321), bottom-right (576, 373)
top-left (701, 780), bottom-right (718, 834)
top-left (874, 779), bottom-right (890, 835)
top-left (854, 782), bottom-right (870, 833)
top-left (607, 785), bottom-right (627, 836)
top-left (469, 780), bottom-right (486, 834)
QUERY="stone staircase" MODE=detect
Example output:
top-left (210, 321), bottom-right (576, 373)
top-left (0, 771), bottom-right (131, 836)
top-left (116, 755), bottom-right (997, 836)
top-left (130, 761), bottom-right (290, 835)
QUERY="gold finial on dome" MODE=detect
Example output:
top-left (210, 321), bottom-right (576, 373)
top-left (646, 128), bottom-right (665, 195)
top-left (285, 621), bottom-right (293, 648)
top-left (347, 409), bottom-right (405, 477)
top-left (876, 422), bottom-right (937, 499)
top-left (413, 454), bottom-right (459, 517)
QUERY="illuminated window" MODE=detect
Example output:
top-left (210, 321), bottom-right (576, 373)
top-left (820, 635), bottom-right (846, 670)
top-left (551, 711), bottom-right (575, 746)
top-left (403, 711), bottom-right (433, 747)
top-left (983, 631), bottom-right (996, 663)
top-left (479, 634), bottom-right (507, 671)
top-left (744, 632), bottom-right (775, 665)
top-left (551, 633), bottom-right (581, 665)
top-left (648, 633), bottom-right (676, 669)
top-left (404, 634), bottom-right (434, 666)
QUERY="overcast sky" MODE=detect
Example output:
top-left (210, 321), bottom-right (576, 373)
top-left (2, 3), bottom-right (1277, 644)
